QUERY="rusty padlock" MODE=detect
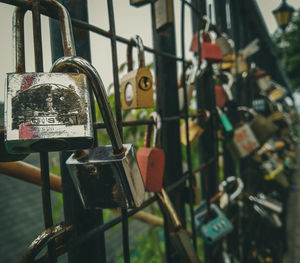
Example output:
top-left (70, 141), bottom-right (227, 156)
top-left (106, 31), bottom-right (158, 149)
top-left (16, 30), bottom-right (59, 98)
top-left (120, 35), bottom-right (154, 109)
top-left (190, 21), bottom-right (223, 63)
top-left (5, 3), bottom-right (93, 154)
top-left (51, 56), bottom-right (145, 209)
top-left (137, 112), bottom-right (165, 192)
top-left (239, 107), bottom-right (277, 145)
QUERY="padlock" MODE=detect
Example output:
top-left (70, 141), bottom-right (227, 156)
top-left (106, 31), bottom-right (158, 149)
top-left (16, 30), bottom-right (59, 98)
top-left (51, 56), bottom-right (145, 209)
top-left (0, 100), bottom-right (28, 161)
top-left (237, 107), bottom-right (277, 145)
top-left (195, 203), bottom-right (233, 244)
top-left (190, 21), bottom-right (223, 63)
top-left (250, 112), bottom-right (277, 145)
top-left (216, 107), bottom-right (233, 133)
top-left (216, 33), bottom-right (234, 57)
top-left (180, 118), bottom-right (204, 145)
top-left (178, 59), bottom-right (205, 112)
top-left (268, 87), bottom-right (285, 102)
top-left (120, 35), bottom-right (154, 109)
top-left (156, 188), bottom-right (201, 263)
top-left (137, 112), bottom-right (165, 192)
top-left (5, 3), bottom-right (93, 154)
top-left (17, 221), bottom-right (73, 263)
top-left (215, 85), bottom-right (228, 108)
top-left (130, 0), bottom-right (157, 6)
top-left (230, 54), bottom-right (248, 75)
top-left (229, 123), bottom-right (260, 159)
top-left (218, 176), bottom-right (244, 209)
top-left (249, 193), bottom-right (282, 214)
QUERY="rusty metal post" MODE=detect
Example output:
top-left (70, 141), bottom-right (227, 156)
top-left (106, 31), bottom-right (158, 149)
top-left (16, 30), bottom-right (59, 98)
top-left (49, 1), bottom-right (106, 262)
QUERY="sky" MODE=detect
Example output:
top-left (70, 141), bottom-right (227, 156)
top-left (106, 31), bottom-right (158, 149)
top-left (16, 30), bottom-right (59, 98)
top-left (0, 0), bottom-right (299, 102)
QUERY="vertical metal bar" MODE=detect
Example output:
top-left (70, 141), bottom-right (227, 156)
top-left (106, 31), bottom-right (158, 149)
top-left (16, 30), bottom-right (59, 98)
top-left (32, 1), bottom-right (57, 262)
top-left (180, 0), bottom-right (197, 250)
top-left (49, 1), bottom-right (106, 262)
top-left (106, 0), bottom-right (123, 139)
top-left (151, 1), bottom-right (185, 262)
top-left (106, 1), bottom-right (130, 263)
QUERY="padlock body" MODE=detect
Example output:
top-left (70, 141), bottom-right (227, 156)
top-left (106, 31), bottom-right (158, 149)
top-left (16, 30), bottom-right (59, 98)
top-left (229, 123), bottom-right (260, 158)
top-left (250, 115), bottom-right (277, 145)
top-left (66, 144), bottom-right (145, 209)
top-left (216, 36), bottom-right (234, 57)
top-left (190, 34), bottom-right (223, 63)
top-left (137, 146), bottom-right (165, 192)
top-left (201, 42), bottom-right (223, 63)
top-left (5, 73), bottom-right (93, 153)
top-left (215, 85), bottom-right (228, 108)
top-left (120, 67), bottom-right (154, 109)
top-left (196, 204), bottom-right (233, 244)
top-left (180, 119), bottom-right (204, 145)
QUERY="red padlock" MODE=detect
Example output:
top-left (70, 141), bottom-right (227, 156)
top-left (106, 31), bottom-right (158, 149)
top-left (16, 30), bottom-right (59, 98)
top-left (214, 85), bottom-right (228, 108)
top-left (190, 32), bottom-right (223, 63)
top-left (137, 112), bottom-right (165, 192)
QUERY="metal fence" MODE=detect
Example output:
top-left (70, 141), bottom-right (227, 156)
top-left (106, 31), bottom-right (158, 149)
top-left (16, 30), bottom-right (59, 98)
top-left (0, 0), bottom-right (290, 263)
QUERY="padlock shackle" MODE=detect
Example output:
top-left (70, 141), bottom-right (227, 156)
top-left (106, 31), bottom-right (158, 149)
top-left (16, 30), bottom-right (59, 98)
top-left (13, 0), bottom-right (76, 73)
top-left (17, 222), bottom-right (73, 263)
top-left (219, 176), bottom-right (244, 203)
top-left (126, 35), bottom-right (145, 72)
top-left (144, 112), bottom-right (162, 148)
top-left (51, 56), bottom-right (124, 154)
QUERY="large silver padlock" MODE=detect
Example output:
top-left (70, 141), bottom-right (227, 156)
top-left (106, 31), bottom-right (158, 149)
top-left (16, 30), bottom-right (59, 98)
top-left (120, 35), bottom-right (154, 110)
top-left (5, 2), bottom-right (93, 154)
top-left (51, 56), bottom-right (145, 209)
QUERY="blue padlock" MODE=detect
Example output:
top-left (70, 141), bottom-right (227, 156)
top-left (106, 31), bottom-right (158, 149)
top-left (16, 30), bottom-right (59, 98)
top-left (195, 204), bottom-right (233, 244)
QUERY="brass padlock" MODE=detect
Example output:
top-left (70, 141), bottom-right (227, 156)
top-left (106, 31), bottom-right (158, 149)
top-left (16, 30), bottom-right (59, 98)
top-left (180, 118), bottom-right (204, 145)
top-left (5, 3), bottom-right (93, 153)
top-left (52, 56), bottom-right (145, 209)
top-left (120, 35), bottom-right (154, 109)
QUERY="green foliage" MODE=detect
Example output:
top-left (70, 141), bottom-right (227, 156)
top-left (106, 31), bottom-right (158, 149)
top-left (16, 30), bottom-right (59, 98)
top-left (272, 8), bottom-right (300, 89)
top-left (116, 226), bottom-right (166, 263)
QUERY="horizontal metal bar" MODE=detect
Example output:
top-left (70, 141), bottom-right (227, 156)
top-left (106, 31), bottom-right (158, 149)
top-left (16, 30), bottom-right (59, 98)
top-left (0, 0), bottom-right (185, 62)
top-left (94, 111), bottom-right (209, 129)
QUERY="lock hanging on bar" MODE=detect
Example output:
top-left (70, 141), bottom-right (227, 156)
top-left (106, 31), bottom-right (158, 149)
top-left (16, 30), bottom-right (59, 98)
top-left (51, 56), bottom-right (145, 209)
top-left (190, 20), bottom-right (223, 63)
top-left (195, 204), bottom-right (233, 244)
top-left (120, 35), bottom-right (154, 109)
top-left (5, 2), bottom-right (93, 154)
top-left (156, 189), bottom-right (201, 263)
top-left (137, 112), bottom-right (165, 192)
top-left (180, 118), bottom-right (204, 146)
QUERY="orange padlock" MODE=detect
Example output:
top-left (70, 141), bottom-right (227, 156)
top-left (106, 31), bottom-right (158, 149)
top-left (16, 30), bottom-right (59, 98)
top-left (137, 112), bottom-right (165, 192)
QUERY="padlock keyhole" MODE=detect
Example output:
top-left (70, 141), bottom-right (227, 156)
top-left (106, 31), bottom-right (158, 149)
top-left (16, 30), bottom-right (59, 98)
top-left (138, 76), bottom-right (152, 91)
